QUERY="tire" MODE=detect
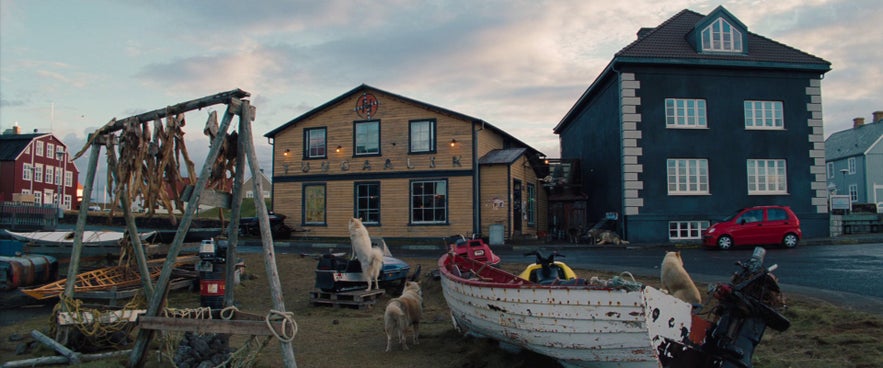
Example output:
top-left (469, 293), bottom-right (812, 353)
top-left (717, 235), bottom-right (734, 250)
top-left (782, 233), bottom-right (799, 248)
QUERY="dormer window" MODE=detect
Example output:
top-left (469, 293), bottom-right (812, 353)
top-left (701, 18), bottom-right (742, 52)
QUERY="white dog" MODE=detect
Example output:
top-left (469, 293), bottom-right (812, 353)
top-left (660, 251), bottom-right (702, 305)
top-left (384, 281), bottom-right (423, 351)
top-left (349, 218), bottom-right (384, 291)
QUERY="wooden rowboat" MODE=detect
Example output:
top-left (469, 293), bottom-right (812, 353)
top-left (2, 229), bottom-right (156, 247)
top-left (438, 252), bottom-right (696, 368)
top-left (20, 256), bottom-right (197, 300)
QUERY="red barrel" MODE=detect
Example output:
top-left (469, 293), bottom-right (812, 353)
top-left (199, 269), bottom-right (225, 309)
top-left (0, 255), bottom-right (59, 291)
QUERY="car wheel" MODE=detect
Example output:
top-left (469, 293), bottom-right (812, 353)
top-left (782, 233), bottom-right (799, 248)
top-left (717, 235), bottom-right (733, 250)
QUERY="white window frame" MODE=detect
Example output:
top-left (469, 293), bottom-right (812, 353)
top-left (744, 101), bottom-right (784, 129)
top-left (849, 184), bottom-right (858, 202)
top-left (848, 157), bottom-right (856, 174)
top-left (64, 195), bottom-right (72, 210)
top-left (246, 191), bottom-right (254, 198)
top-left (23, 163), bottom-right (33, 181)
top-left (747, 159), bottom-right (788, 194)
top-left (666, 159), bottom-right (709, 195)
top-left (65, 171), bottom-right (72, 187)
top-left (668, 221), bottom-right (709, 241)
top-left (47, 143), bottom-right (55, 159)
top-left (35, 141), bottom-right (44, 157)
top-left (45, 166), bottom-right (54, 184)
top-left (701, 18), bottom-right (743, 52)
top-left (665, 98), bottom-right (707, 128)
top-left (34, 191), bottom-right (42, 205)
top-left (34, 164), bottom-right (44, 182)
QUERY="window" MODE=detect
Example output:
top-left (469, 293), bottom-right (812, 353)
top-left (64, 195), bottom-right (72, 210)
top-left (45, 166), bottom-right (54, 184)
top-left (34, 191), bottom-right (42, 205)
top-left (47, 143), bottom-right (55, 159)
top-left (737, 209), bottom-right (763, 224)
top-left (246, 191), bottom-right (254, 198)
top-left (34, 164), bottom-right (44, 182)
top-left (56, 169), bottom-right (62, 186)
top-left (526, 183), bottom-right (536, 226)
top-left (23, 163), bottom-right (33, 181)
top-left (304, 128), bottom-right (327, 159)
top-left (35, 141), bottom-right (44, 157)
top-left (303, 184), bottom-right (326, 225)
top-left (354, 120), bottom-right (380, 155)
top-left (668, 221), bottom-right (709, 240)
top-left (827, 162), bottom-right (834, 179)
top-left (848, 157), bottom-right (856, 174)
top-left (354, 182), bottom-right (381, 224)
top-left (768, 208), bottom-right (788, 221)
top-left (849, 184), bottom-right (858, 202)
top-left (665, 99), bottom-right (707, 128)
top-left (744, 101), bottom-right (784, 129)
top-left (409, 120), bottom-right (436, 153)
top-left (667, 159), bottom-right (709, 194)
top-left (65, 172), bottom-right (72, 187)
top-left (747, 159), bottom-right (787, 194)
top-left (701, 18), bottom-right (742, 52)
top-left (410, 179), bottom-right (447, 224)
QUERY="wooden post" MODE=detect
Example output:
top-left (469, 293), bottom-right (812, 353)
top-left (31, 330), bottom-right (80, 364)
top-left (127, 101), bottom-right (239, 368)
top-left (241, 100), bottom-right (297, 367)
top-left (223, 119), bottom-right (248, 307)
top-left (119, 190), bottom-right (155, 298)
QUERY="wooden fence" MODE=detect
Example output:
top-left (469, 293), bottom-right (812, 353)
top-left (0, 202), bottom-right (59, 231)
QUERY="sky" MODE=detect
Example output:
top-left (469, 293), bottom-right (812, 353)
top-left (1, 0), bottom-right (881, 192)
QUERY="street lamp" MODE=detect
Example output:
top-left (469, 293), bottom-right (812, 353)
top-left (55, 146), bottom-right (65, 219)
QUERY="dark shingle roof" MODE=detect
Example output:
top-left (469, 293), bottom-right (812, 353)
top-left (616, 8), bottom-right (830, 68)
top-left (478, 148), bottom-right (527, 165)
top-left (825, 123), bottom-right (883, 161)
top-left (0, 133), bottom-right (45, 161)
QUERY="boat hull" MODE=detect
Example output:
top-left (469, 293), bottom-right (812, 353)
top-left (438, 253), bottom-right (693, 368)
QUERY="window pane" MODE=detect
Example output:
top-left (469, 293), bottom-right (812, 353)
top-left (355, 121), bottom-right (380, 155)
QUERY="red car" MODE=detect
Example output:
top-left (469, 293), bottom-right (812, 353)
top-left (702, 205), bottom-right (802, 250)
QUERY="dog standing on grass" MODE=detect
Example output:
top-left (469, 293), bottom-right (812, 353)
top-left (660, 251), bottom-right (702, 305)
top-left (349, 218), bottom-right (384, 291)
top-left (384, 281), bottom-right (423, 352)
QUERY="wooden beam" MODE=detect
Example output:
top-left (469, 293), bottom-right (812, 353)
top-left (98, 89), bottom-right (249, 134)
top-left (137, 316), bottom-right (284, 336)
top-left (30, 330), bottom-right (80, 364)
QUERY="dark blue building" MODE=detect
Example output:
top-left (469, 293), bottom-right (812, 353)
top-left (554, 6), bottom-right (832, 243)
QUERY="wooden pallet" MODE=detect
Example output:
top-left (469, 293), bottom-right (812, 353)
top-left (309, 288), bottom-right (385, 309)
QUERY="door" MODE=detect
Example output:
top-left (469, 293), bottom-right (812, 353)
top-left (763, 207), bottom-right (791, 244)
top-left (513, 179), bottom-right (522, 235)
top-left (731, 208), bottom-right (764, 245)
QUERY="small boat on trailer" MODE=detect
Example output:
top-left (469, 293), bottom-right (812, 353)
top-left (1, 229), bottom-right (156, 247)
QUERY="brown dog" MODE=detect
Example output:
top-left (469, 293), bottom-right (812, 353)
top-left (596, 230), bottom-right (629, 245)
top-left (660, 251), bottom-right (702, 305)
top-left (384, 281), bottom-right (423, 351)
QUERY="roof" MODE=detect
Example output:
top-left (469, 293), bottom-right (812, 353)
top-left (825, 122), bottom-right (883, 161)
top-left (0, 133), bottom-right (48, 161)
top-left (616, 8), bottom-right (830, 68)
top-left (555, 6), bottom-right (831, 132)
top-left (478, 148), bottom-right (527, 165)
top-left (264, 84), bottom-right (545, 157)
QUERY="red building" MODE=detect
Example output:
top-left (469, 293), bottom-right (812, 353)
top-left (0, 127), bottom-right (80, 210)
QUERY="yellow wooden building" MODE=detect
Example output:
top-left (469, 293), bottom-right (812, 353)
top-left (264, 85), bottom-right (548, 241)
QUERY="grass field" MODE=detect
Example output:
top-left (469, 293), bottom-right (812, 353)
top-left (1, 252), bottom-right (881, 368)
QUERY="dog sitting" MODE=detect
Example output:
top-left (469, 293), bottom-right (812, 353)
top-left (384, 281), bottom-right (423, 351)
top-left (349, 218), bottom-right (384, 291)
top-left (660, 251), bottom-right (702, 305)
top-left (595, 230), bottom-right (629, 245)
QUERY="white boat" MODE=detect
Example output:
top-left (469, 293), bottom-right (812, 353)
top-left (437, 252), bottom-right (698, 368)
top-left (2, 229), bottom-right (155, 247)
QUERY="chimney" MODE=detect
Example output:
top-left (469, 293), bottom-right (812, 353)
top-left (637, 27), bottom-right (655, 38)
top-left (873, 111), bottom-right (883, 123)
top-left (13, 124), bottom-right (21, 135)
top-left (853, 117), bottom-right (865, 128)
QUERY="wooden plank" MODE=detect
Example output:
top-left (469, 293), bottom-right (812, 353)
top-left (31, 330), bottom-right (80, 364)
top-left (137, 316), bottom-right (282, 336)
top-left (57, 310), bottom-right (145, 326)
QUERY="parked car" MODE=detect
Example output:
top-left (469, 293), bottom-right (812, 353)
top-left (702, 205), bottom-right (801, 250)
